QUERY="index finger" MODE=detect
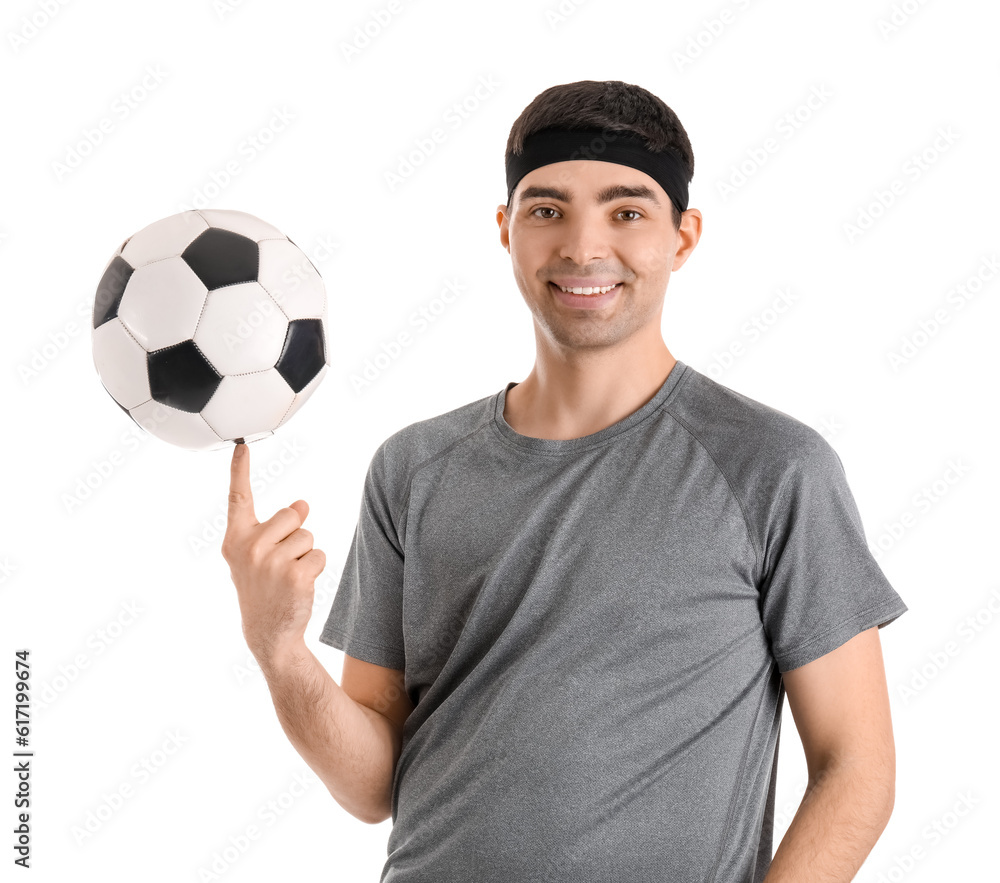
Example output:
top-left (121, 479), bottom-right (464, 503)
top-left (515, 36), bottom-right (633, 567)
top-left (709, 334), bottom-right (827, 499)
top-left (227, 441), bottom-right (257, 530)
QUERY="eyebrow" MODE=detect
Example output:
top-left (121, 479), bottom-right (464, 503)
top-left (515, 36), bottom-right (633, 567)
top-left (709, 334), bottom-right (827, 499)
top-left (519, 183), bottom-right (662, 208)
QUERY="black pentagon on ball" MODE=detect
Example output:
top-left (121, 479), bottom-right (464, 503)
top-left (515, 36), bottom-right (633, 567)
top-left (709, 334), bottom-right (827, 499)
top-left (147, 340), bottom-right (223, 413)
top-left (100, 384), bottom-right (141, 426)
top-left (276, 318), bottom-right (326, 393)
top-left (286, 237), bottom-right (322, 276)
top-left (116, 398), bottom-right (145, 430)
top-left (181, 228), bottom-right (259, 290)
top-left (93, 255), bottom-right (135, 329)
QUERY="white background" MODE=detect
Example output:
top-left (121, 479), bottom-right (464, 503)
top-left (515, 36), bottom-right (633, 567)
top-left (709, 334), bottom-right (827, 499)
top-left (1, 0), bottom-right (997, 880)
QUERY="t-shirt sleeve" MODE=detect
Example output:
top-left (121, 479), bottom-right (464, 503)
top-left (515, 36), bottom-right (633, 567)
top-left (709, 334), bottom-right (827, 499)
top-left (757, 436), bottom-right (908, 673)
top-left (318, 440), bottom-right (406, 670)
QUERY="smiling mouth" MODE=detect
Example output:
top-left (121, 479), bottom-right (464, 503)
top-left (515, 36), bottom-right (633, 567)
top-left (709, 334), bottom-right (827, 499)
top-left (549, 282), bottom-right (622, 296)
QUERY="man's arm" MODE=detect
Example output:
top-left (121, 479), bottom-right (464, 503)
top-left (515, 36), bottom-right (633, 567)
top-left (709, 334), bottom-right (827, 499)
top-left (260, 642), bottom-right (401, 825)
top-left (763, 627), bottom-right (897, 882)
top-left (221, 442), bottom-right (400, 825)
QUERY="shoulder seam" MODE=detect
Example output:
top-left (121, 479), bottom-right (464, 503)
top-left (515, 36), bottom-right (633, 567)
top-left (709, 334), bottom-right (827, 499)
top-left (662, 405), bottom-right (761, 578)
top-left (395, 415), bottom-right (495, 523)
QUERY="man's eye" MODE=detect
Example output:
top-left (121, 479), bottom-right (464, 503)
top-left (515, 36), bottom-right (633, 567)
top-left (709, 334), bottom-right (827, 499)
top-left (530, 207), bottom-right (642, 221)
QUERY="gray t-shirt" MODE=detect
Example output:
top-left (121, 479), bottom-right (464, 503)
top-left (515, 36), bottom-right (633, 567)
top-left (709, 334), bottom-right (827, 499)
top-left (320, 359), bottom-right (907, 883)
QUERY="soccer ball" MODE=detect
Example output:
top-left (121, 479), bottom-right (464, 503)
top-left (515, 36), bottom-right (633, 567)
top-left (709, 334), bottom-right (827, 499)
top-left (91, 209), bottom-right (330, 452)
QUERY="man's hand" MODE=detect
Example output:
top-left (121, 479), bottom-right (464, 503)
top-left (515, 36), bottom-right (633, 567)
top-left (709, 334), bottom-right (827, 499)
top-left (221, 442), bottom-right (327, 666)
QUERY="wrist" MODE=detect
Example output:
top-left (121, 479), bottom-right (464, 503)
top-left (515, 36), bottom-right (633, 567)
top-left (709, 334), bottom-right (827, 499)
top-left (253, 636), bottom-right (311, 679)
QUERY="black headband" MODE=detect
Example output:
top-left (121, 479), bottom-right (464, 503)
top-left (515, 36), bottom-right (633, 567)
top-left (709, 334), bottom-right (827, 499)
top-left (505, 127), bottom-right (689, 216)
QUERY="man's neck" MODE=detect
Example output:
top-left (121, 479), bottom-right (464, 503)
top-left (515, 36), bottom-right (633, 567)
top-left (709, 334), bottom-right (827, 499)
top-left (503, 346), bottom-right (677, 441)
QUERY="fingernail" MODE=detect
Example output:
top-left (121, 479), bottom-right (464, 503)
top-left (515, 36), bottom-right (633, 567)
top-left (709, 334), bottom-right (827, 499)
top-left (234, 443), bottom-right (245, 457)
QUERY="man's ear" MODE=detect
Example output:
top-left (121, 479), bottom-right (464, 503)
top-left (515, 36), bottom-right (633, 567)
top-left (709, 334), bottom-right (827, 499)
top-left (672, 208), bottom-right (702, 271)
top-left (497, 204), bottom-right (510, 252)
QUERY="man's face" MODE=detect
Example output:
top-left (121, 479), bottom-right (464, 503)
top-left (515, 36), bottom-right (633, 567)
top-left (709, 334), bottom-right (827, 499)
top-left (496, 159), bottom-right (701, 354)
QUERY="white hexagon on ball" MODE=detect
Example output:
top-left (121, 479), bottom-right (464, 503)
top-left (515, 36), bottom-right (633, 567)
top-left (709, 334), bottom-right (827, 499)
top-left (201, 370), bottom-right (297, 442)
top-left (194, 282), bottom-right (288, 376)
top-left (118, 257), bottom-right (208, 352)
top-left (91, 318), bottom-right (150, 410)
top-left (130, 400), bottom-right (226, 452)
top-left (121, 212), bottom-right (210, 268)
top-left (257, 239), bottom-right (326, 320)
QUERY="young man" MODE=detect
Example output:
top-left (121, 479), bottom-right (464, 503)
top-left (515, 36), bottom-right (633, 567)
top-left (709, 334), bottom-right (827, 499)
top-left (223, 80), bottom-right (907, 882)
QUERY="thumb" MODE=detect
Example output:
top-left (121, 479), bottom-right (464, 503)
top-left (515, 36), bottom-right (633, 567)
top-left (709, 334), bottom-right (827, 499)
top-left (289, 500), bottom-right (309, 524)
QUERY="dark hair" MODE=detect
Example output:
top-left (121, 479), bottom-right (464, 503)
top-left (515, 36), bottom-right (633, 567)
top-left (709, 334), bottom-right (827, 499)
top-left (505, 80), bottom-right (694, 231)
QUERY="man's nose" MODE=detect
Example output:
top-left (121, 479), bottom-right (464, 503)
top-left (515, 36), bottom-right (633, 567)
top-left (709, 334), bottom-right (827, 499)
top-left (557, 213), bottom-right (611, 266)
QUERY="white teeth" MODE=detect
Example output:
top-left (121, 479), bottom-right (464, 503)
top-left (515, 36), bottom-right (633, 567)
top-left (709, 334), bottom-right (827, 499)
top-left (557, 283), bottom-right (618, 295)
